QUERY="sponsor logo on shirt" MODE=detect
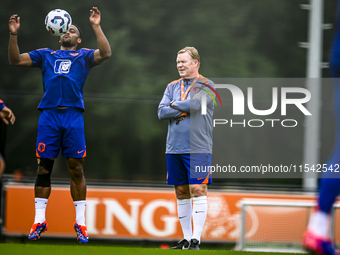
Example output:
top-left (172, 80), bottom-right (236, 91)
top-left (54, 59), bottom-right (72, 74)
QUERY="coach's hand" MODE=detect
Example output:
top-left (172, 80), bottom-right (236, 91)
top-left (175, 112), bottom-right (187, 125)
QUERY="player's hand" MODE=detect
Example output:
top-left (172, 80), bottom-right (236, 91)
top-left (9, 14), bottom-right (20, 34)
top-left (89, 7), bottom-right (101, 26)
top-left (0, 107), bottom-right (15, 125)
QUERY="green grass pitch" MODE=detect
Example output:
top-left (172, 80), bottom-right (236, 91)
top-left (0, 243), bottom-right (305, 255)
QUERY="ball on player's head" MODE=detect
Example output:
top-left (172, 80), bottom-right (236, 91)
top-left (45, 9), bottom-right (72, 36)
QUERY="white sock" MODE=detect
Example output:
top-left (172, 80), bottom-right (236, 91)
top-left (308, 210), bottom-right (330, 238)
top-left (74, 200), bottom-right (86, 226)
top-left (34, 198), bottom-right (48, 224)
top-left (177, 198), bottom-right (192, 241)
top-left (192, 196), bottom-right (207, 243)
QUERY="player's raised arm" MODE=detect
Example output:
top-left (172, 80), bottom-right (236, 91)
top-left (89, 7), bottom-right (111, 65)
top-left (8, 14), bottom-right (33, 67)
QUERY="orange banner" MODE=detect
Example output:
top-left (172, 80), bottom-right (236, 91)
top-left (4, 184), bottom-right (319, 242)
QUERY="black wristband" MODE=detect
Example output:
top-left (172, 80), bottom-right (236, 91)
top-left (10, 32), bottom-right (18, 35)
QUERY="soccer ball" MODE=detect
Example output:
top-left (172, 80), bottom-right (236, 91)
top-left (45, 9), bottom-right (72, 36)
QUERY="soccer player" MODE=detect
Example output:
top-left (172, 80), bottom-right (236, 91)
top-left (0, 99), bottom-right (15, 179)
top-left (303, 1), bottom-right (340, 255)
top-left (0, 99), bottom-right (15, 234)
top-left (158, 47), bottom-right (215, 250)
top-left (8, 7), bottom-right (111, 243)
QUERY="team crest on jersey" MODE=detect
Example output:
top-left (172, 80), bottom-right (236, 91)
top-left (54, 59), bottom-right (72, 74)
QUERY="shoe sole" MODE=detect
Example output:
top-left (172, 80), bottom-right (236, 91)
top-left (29, 227), bottom-right (47, 241)
top-left (74, 225), bottom-right (88, 244)
top-left (76, 235), bottom-right (88, 244)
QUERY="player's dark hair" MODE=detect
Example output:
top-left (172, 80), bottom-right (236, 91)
top-left (72, 23), bottom-right (83, 38)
